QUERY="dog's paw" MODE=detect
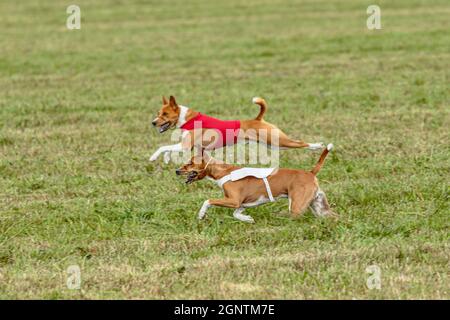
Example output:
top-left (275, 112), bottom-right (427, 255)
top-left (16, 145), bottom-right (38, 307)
top-left (307, 142), bottom-right (325, 150)
top-left (198, 212), bottom-right (206, 220)
top-left (163, 152), bottom-right (171, 164)
top-left (149, 153), bottom-right (159, 162)
top-left (198, 200), bottom-right (210, 220)
top-left (234, 213), bottom-right (255, 223)
top-left (242, 216), bottom-right (255, 223)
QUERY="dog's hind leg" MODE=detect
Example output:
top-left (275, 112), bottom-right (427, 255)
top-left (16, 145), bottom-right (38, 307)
top-left (233, 207), bottom-right (255, 223)
top-left (277, 131), bottom-right (324, 150)
top-left (289, 186), bottom-right (316, 218)
top-left (262, 128), bottom-right (324, 150)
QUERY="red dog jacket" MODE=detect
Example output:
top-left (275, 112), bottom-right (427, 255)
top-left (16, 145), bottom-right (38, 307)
top-left (180, 113), bottom-right (241, 148)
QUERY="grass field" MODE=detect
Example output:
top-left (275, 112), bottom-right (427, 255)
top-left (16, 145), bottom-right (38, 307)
top-left (0, 0), bottom-right (449, 299)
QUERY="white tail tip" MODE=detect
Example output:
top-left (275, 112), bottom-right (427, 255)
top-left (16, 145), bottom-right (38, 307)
top-left (252, 97), bottom-right (261, 104)
top-left (327, 143), bottom-right (334, 151)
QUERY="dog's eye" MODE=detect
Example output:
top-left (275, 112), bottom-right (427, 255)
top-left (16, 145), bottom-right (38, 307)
top-left (162, 112), bottom-right (168, 116)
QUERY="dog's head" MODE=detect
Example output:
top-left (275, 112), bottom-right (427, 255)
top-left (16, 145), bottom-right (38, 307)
top-left (151, 96), bottom-right (180, 133)
top-left (175, 153), bottom-right (210, 184)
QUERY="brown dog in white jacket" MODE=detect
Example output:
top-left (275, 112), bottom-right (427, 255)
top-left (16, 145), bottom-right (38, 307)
top-left (176, 144), bottom-right (337, 223)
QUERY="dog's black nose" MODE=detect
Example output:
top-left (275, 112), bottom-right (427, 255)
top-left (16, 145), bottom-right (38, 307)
top-left (151, 120), bottom-right (157, 126)
top-left (175, 169), bottom-right (182, 175)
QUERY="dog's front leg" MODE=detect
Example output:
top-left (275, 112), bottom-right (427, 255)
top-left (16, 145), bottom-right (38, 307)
top-left (198, 200), bottom-right (211, 219)
top-left (149, 145), bottom-right (166, 162)
top-left (198, 198), bottom-right (241, 220)
top-left (149, 143), bottom-right (183, 162)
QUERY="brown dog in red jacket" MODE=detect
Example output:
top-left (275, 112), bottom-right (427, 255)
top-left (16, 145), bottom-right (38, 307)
top-left (150, 96), bottom-right (324, 163)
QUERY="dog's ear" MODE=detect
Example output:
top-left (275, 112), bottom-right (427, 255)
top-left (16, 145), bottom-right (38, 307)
top-left (192, 146), bottom-right (208, 164)
top-left (162, 96), bottom-right (168, 104)
top-left (201, 149), bottom-right (211, 164)
top-left (193, 145), bottom-right (201, 156)
top-left (169, 95), bottom-right (178, 109)
top-left (192, 145), bottom-right (203, 164)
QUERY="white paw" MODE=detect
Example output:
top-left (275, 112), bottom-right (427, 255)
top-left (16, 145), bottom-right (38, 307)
top-left (149, 153), bottom-right (159, 162)
top-left (163, 152), bottom-right (171, 164)
top-left (242, 215), bottom-right (255, 223)
top-left (327, 143), bottom-right (334, 151)
top-left (198, 200), bottom-right (210, 220)
top-left (198, 212), bottom-right (206, 220)
top-left (308, 142), bottom-right (324, 150)
top-left (242, 216), bottom-right (255, 223)
top-left (235, 213), bottom-right (255, 223)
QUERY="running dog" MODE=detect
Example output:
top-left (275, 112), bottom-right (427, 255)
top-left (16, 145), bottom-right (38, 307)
top-left (150, 96), bottom-right (324, 163)
top-left (175, 144), bottom-right (337, 223)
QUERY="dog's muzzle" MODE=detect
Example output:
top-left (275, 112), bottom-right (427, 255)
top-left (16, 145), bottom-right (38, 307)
top-left (185, 171), bottom-right (198, 184)
top-left (158, 122), bottom-right (171, 133)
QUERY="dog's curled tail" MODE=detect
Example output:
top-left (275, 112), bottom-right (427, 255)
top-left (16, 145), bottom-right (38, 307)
top-left (252, 97), bottom-right (267, 121)
top-left (311, 144), bottom-right (333, 175)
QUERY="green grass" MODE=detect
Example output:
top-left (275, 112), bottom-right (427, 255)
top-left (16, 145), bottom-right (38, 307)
top-left (0, 0), bottom-right (449, 299)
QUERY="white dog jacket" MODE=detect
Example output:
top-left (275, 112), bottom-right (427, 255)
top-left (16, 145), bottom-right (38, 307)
top-left (215, 167), bottom-right (276, 201)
